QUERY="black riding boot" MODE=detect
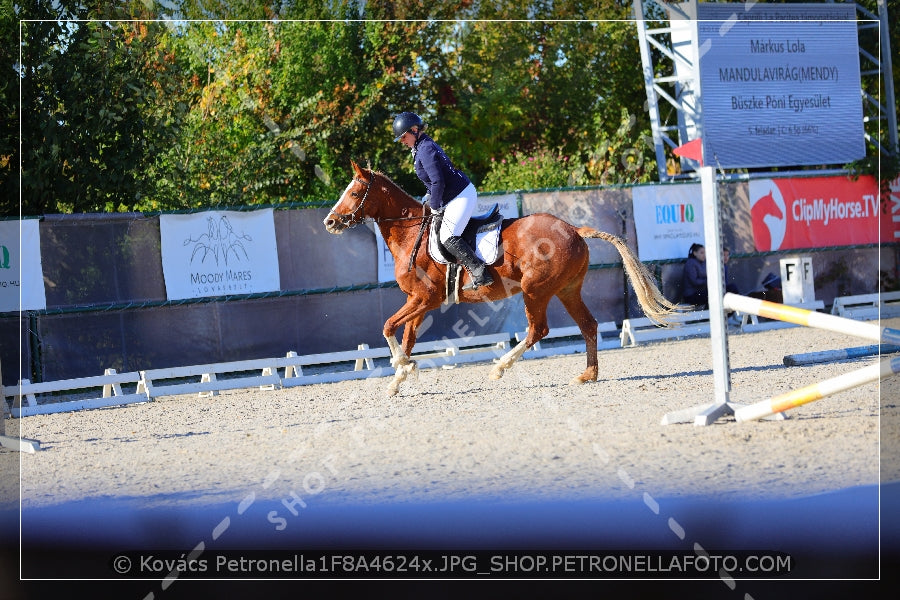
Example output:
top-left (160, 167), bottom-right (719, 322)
top-left (442, 235), bottom-right (494, 291)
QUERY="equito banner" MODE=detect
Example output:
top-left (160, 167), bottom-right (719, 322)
top-left (748, 175), bottom-right (881, 251)
top-left (632, 183), bottom-right (704, 261)
top-left (0, 219), bottom-right (47, 312)
top-left (159, 209), bottom-right (280, 300)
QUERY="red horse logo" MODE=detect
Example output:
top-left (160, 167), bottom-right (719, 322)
top-left (751, 188), bottom-right (785, 251)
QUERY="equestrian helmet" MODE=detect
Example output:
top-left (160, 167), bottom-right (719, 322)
top-left (392, 111), bottom-right (423, 141)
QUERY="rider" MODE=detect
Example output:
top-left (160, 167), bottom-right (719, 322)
top-left (392, 111), bottom-right (493, 291)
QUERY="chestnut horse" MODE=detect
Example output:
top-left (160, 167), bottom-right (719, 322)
top-left (324, 161), bottom-right (681, 396)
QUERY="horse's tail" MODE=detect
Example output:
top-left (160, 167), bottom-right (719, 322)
top-left (577, 227), bottom-right (687, 327)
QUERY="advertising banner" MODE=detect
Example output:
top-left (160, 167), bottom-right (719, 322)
top-left (696, 2), bottom-right (864, 168)
top-left (632, 184), bottom-right (704, 261)
top-left (160, 209), bottom-right (280, 300)
top-left (748, 175), bottom-right (881, 251)
top-left (889, 175), bottom-right (900, 244)
top-left (0, 219), bottom-right (47, 312)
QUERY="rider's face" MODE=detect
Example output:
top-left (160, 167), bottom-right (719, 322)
top-left (399, 128), bottom-right (416, 148)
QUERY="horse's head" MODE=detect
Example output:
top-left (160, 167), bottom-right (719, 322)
top-left (324, 160), bottom-right (376, 234)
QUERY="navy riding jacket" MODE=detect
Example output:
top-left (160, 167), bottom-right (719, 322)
top-left (682, 256), bottom-right (707, 297)
top-left (412, 134), bottom-right (471, 211)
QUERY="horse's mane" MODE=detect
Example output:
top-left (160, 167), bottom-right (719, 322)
top-left (368, 168), bottom-right (418, 203)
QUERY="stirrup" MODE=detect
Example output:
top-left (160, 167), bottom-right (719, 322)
top-left (462, 272), bottom-right (493, 291)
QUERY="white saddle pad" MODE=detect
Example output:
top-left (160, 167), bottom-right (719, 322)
top-left (428, 219), bottom-right (502, 266)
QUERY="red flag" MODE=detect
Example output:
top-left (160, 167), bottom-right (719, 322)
top-left (673, 138), bottom-right (703, 166)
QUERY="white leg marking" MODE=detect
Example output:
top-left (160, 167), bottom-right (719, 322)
top-left (490, 339), bottom-right (529, 380)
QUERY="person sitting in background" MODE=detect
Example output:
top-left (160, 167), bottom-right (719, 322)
top-left (681, 243), bottom-right (708, 308)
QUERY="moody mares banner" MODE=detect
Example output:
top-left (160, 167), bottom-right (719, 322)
top-left (160, 209), bottom-right (280, 300)
top-left (748, 175), bottom-right (882, 251)
top-left (0, 219), bottom-right (47, 313)
top-left (632, 183), bottom-right (704, 261)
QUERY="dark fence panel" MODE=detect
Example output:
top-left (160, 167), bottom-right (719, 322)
top-left (31, 286), bottom-right (532, 382)
top-left (0, 316), bottom-right (30, 386)
top-left (40, 214), bottom-right (166, 308)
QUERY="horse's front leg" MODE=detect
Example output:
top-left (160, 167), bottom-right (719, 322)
top-left (384, 297), bottom-right (431, 396)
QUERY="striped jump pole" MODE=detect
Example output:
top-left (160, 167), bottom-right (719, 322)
top-left (734, 355), bottom-right (900, 422)
top-left (784, 344), bottom-right (900, 367)
top-left (723, 293), bottom-right (900, 345)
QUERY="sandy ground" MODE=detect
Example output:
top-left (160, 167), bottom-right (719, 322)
top-left (4, 317), bottom-right (898, 510)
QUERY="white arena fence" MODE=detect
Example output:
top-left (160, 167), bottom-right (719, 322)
top-left (2, 293), bottom-right (898, 420)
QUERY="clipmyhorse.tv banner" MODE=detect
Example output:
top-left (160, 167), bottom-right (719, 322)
top-left (160, 209), bottom-right (280, 300)
top-left (748, 175), bottom-right (881, 251)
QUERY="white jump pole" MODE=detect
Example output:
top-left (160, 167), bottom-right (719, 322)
top-left (723, 293), bottom-right (900, 344)
top-left (735, 355), bottom-right (900, 422)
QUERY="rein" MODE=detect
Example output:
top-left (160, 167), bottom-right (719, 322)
top-left (330, 174), bottom-right (429, 227)
top-left (330, 171), bottom-right (433, 272)
top-left (407, 208), bottom-right (430, 272)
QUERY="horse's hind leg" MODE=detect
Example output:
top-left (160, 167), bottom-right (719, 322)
top-left (557, 284), bottom-right (599, 384)
top-left (490, 292), bottom-right (550, 380)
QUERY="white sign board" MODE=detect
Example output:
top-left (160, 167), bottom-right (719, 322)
top-left (632, 184), bottom-right (705, 261)
top-left (0, 220), bottom-right (47, 312)
top-left (696, 2), bottom-right (864, 168)
top-left (160, 209), bottom-right (280, 300)
top-left (780, 256), bottom-right (816, 303)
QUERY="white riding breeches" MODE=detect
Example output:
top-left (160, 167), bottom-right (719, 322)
top-left (438, 182), bottom-right (478, 243)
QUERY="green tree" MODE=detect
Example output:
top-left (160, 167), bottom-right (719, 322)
top-left (4, 0), bottom-right (897, 216)
top-left (0, 0), bottom-right (16, 216)
top-left (13, 0), bottom-right (179, 215)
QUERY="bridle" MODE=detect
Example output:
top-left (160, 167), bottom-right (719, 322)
top-left (327, 170), bottom-right (435, 272)
top-left (327, 174), bottom-right (374, 229)
top-left (328, 171), bottom-right (432, 228)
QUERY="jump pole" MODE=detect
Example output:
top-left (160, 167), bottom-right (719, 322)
top-left (735, 355), bottom-right (900, 422)
top-left (784, 344), bottom-right (900, 367)
top-left (723, 293), bottom-right (900, 345)
top-left (720, 293), bottom-right (900, 422)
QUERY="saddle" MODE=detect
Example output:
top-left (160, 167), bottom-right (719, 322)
top-left (428, 204), bottom-right (504, 305)
top-left (428, 203), bottom-right (504, 267)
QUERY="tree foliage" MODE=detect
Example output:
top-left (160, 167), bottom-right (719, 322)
top-left (2, 0), bottom-right (898, 217)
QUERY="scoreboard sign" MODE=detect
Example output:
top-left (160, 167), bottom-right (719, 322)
top-left (696, 2), bottom-right (865, 169)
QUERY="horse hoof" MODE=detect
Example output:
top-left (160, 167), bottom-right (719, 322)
top-left (386, 384), bottom-right (399, 397)
top-left (489, 367), bottom-right (504, 380)
top-left (569, 373), bottom-right (597, 385)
